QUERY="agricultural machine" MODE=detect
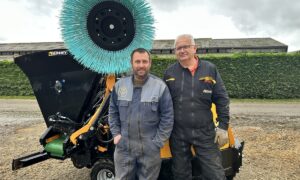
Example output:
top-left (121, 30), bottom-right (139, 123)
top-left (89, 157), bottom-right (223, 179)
top-left (12, 0), bottom-right (244, 179)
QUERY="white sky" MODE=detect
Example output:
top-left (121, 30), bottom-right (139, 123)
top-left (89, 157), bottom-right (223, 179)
top-left (0, 0), bottom-right (299, 51)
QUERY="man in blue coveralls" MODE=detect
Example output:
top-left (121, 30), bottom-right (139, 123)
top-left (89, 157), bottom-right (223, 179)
top-left (109, 48), bottom-right (174, 180)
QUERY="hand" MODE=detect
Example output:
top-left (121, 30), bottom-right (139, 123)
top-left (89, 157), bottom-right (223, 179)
top-left (114, 134), bottom-right (122, 145)
top-left (214, 127), bottom-right (228, 147)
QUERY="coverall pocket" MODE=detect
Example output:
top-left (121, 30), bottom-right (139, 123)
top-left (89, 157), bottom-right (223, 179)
top-left (118, 100), bottom-right (129, 116)
top-left (118, 100), bottom-right (129, 107)
top-left (199, 80), bottom-right (213, 100)
top-left (196, 127), bottom-right (215, 142)
top-left (116, 136), bottom-right (126, 150)
top-left (151, 101), bottom-right (158, 112)
top-left (146, 139), bottom-right (160, 153)
top-left (200, 92), bottom-right (212, 100)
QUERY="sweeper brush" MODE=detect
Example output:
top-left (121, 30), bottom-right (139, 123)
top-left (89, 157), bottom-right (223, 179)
top-left (60, 0), bottom-right (155, 74)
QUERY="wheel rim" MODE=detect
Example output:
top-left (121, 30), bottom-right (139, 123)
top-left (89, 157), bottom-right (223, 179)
top-left (97, 169), bottom-right (114, 180)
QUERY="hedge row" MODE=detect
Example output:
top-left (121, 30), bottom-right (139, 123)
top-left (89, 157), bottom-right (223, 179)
top-left (0, 61), bottom-right (33, 96)
top-left (1, 53), bottom-right (300, 98)
top-left (151, 53), bottom-right (300, 99)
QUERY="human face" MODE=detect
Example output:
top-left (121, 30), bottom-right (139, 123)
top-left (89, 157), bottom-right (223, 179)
top-left (131, 52), bottom-right (151, 80)
top-left (175, 37), bottom-right (197, 63)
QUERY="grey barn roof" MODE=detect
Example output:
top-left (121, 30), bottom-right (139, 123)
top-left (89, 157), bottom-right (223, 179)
top-left (0, 38), bottom-right (287, 52)
top-left (152, 38), bottom-right (287, 49)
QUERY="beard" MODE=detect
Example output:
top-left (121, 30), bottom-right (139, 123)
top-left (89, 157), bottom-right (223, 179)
top-left (133, 68), bottom-right (149, 80)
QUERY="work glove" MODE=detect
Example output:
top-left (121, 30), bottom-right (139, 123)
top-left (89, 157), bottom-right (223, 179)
top-left (214, 127), bottom-right (228, 147)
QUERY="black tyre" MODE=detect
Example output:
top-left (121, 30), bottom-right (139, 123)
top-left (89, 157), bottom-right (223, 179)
top-left (226, 175), bottom-right (235, 180)
top-left (91, 159), bottom-right (115, 180)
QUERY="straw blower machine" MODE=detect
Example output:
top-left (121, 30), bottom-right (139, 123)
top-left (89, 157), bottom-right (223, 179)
top-left (12, 0), bottom-right (244, 179)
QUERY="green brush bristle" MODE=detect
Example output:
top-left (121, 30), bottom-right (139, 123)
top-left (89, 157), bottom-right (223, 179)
top-left (60, 0), bottom-right (155, 74)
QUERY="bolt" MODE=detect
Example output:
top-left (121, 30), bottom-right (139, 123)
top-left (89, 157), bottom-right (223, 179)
top-left (109, 24), bottom-right (115, 30)
top-left (107, 172), bottom-right (112, 178)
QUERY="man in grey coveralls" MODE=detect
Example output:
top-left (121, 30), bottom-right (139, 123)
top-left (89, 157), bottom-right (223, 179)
top-left (109, 48), bottom-right (174, 180)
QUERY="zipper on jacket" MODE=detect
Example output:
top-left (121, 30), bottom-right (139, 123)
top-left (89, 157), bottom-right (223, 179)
top-left (127, 105), bottom-right (132, 153)
top-left (138, 112), bottom-right (144, 155)
top-left (191, 75), bottom-right (196, 139)
top-left (180, 71), bottom-right (185, 103)
top-left (137, 99), bottom-right (143, 155)
top-left (126, 105), bottom-right (132, 180)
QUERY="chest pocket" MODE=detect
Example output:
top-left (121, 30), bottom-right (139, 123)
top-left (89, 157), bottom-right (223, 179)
top-left (198, 76), bottom-right (215, 100)
top-left (141, 96), bottom-right (159, 115)
top-left (151, 96), bottom-right (159, 112)
top-left (117, 100), bottom-right (129, 113)
top-left (166, 78), bottom-right (180, 98)
top-left (118, 100), bottom-right (129, 106)
top-left (142, 96), bottom-right (159, 124)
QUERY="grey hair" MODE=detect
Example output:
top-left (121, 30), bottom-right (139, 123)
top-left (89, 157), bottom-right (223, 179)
top-left (174, 34), bottom-right (196, 47)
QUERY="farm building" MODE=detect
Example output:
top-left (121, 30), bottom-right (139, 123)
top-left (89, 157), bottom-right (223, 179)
top-left (0, 37), bottom-right (288, 60)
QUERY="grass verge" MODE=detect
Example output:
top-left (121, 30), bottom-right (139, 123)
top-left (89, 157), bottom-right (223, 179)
top-left (0, 96), bottom-right (36, 100)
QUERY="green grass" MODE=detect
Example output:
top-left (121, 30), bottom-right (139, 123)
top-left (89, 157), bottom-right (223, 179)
top-left (0, 96), bottom-right (36, 99)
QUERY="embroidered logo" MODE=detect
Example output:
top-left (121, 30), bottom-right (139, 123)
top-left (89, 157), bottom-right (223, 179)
top-left (203, 89), bottom-right (212, 94)
top-left (118, 87), bottom-right (128, 97)
top-left (166, 78), bottom-right (175, 82)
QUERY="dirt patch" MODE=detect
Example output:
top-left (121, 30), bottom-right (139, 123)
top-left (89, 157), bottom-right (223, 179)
top-left (0, 99), bottom-right (299, 179)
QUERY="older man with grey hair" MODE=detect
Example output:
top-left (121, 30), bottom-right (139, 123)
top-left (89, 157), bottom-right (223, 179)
top-left (164, 34), bottom-right (229, 180)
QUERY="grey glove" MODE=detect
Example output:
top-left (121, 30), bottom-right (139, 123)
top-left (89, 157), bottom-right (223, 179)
top-left (214, 127), bottom-right (228, 147)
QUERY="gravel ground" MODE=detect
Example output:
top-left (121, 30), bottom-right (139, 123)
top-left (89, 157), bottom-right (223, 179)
top-left (0, 99), bottom-right (300, 180)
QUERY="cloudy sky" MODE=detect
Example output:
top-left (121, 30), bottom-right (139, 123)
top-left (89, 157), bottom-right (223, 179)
top-left (0, 0), bottom-right (299, 51)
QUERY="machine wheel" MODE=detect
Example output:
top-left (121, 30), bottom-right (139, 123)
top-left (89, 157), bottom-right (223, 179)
top-left (91, 159), bottom-right (115, 180)
top-left (226, 175), bottom-right (235, 180)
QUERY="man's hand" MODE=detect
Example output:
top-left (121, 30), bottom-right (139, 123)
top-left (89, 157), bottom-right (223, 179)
top-left (214, 127), bottom-right (228, 147)
top-left (114, 134), bottom-right (122, 145)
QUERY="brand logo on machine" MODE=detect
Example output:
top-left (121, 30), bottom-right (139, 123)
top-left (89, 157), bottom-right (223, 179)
top-left (48, 51), bottom-right (68, 56)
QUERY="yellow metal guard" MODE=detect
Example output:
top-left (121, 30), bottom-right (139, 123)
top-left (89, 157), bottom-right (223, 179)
top-left (70, 75), bottom-right (115, 145)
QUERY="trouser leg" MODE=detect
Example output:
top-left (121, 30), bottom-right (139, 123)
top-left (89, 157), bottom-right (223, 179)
top-left (136, 145), bottom-right (162, 180)
top-left (114, 147), bottom-right (136, 180)
top-left (194, 140), bottom-right (226, 180)
top-left (170, 136), bottom-right (193, 180)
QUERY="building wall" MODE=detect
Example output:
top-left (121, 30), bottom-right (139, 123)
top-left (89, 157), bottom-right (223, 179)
top-left (0, 47), bottom-right (288, 61)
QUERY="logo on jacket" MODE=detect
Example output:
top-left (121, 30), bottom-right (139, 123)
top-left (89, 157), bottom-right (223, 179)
top-left (118, 87), bottom-right (128, 97)
top-left (166, 78), bottom-right (175, 82)
top-left (203, 89), bottom-right (212, 94)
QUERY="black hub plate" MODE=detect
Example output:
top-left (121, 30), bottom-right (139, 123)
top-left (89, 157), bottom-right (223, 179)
top-left (87, 1), bottom-right (135, 51)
